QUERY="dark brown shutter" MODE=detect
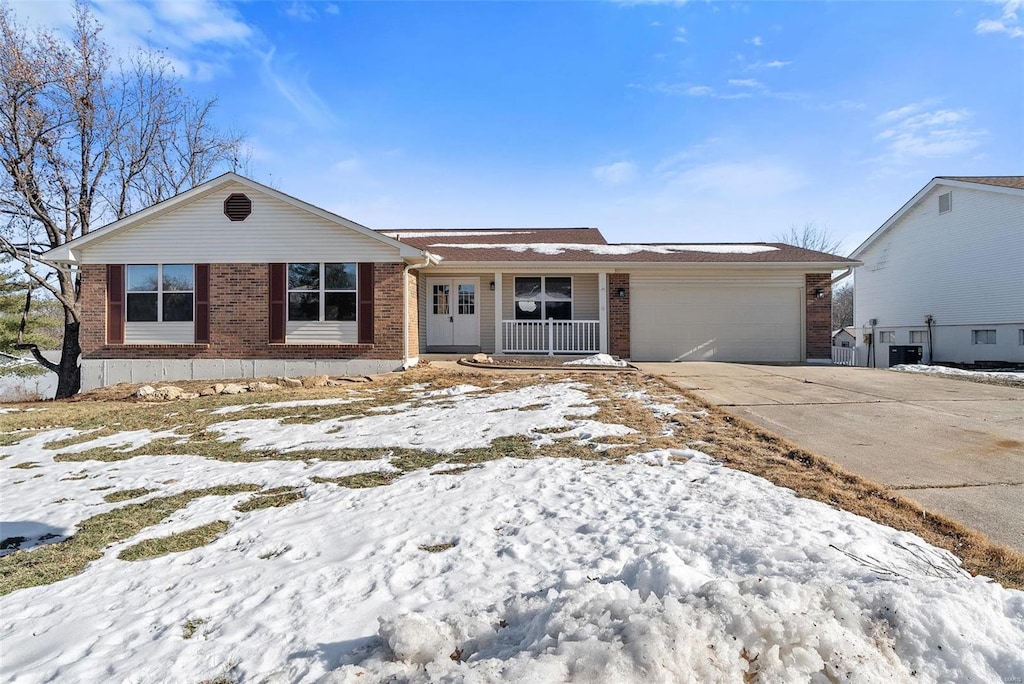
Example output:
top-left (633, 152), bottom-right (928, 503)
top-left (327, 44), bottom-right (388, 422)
top-left (269, 263), bottom-right (287, 343)
top-left (194, 264), bottom-right (210, 344)
top-left (106, 264), bottom-right (124, 344)
top-left (358, 262), bottom-right (374, 344)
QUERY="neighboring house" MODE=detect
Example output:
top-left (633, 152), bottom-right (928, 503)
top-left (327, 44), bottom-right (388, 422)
top-left (43, 173), bottom-right (857, 390)
top-left (832, 328), bottom-right (856, 348)
top-left (850, 176), bottom-right (1024, 368)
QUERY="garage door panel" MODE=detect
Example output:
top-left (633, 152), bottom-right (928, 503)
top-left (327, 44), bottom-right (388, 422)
top-left (631, 279), bottom-right (802, 362)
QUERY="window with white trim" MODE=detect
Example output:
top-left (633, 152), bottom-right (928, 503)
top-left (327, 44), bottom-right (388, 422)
top-left (909, 330), bottom-right (927, 344)
top-left (288, 263), bottom-right (357, 322)
top-left (514, 276), bottom-right (573, 320)
top-left (972, 329), bottom-right (996, 345)
top-left (126, 264), bottom-right (194, 322)
top-left (1019, 329), bottom-right (1024, 346)
top-left (878, 330), bottom-right (895, 343)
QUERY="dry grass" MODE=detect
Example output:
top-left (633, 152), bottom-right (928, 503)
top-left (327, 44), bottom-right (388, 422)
top-left (651, 374), bottom-right (1024, 590)
top-left (118, 521), bottom-right (230, 561)
top-left (0, 484), bottom-right (259, 596)
top-left (419, 541), bottom-right (457, 553)
top-left (312, 472), bottom-right (399, 488)
top-left (182, 617), bottom-right (209, 640)
top-left (102, 488), bottom-right (154, 503)
top-left (9, 461), bottom-right (41, 469)
top-left (233, 487), bottom-right (304, 512)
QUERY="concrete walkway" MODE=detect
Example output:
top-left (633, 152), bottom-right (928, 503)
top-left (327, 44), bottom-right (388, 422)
top-left (638, 362), bottom-right (1024, 551)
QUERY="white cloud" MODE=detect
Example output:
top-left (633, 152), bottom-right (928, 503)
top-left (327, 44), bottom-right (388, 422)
top-left (659, 160), bottom-right (808, 198)
top-left (10, 0), bottom-right (255, 82)
top-left (593, 161), bottom-right (638, 186)
top-left (873, 103), bottom-right (987, 169)
top-left (746, 59), bottom-right (792, 71)
top-left (333, 157), bottom-right (362, 173)
top-left (283, 1), bottom-right (318, 22)
top-left (728, 78), bottom-right (764, 89)
top-left (673, 26), bottom-right (687, 43)
top-left (975, 0), bottom-right (1024, 38)
top-left (259, 48), bottom-right (339, 129)
top-left (747, 36), bottom-right (763, 46)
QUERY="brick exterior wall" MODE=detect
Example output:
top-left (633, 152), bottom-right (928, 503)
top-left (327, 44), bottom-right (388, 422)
top-left (805, 273), bottom-right (832, 360)
top-left (80, 262), bottom-right (406, 360)
top-left (608, 273), bottom-right (630, 358)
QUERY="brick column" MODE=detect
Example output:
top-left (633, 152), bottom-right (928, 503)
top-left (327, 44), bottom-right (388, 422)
top-left (79, 264), bottom-right (107, 357)
top-left (805, 273), bottom-right (832, 360)
top-left (608, 273), bottom-right (630, 359)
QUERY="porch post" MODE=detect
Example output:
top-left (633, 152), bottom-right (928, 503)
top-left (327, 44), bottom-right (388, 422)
top-left (493, 271), bottom-right (503, 354)
top-left (598, 271), bottom-right (609, 354)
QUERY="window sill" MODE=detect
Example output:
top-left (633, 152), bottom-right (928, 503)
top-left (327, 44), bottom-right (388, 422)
top-left (271, 343), bottom-right (373, 348)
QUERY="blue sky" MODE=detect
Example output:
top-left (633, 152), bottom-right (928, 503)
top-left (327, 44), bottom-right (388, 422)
top-left (15, 0), bottom-right (1024, 253)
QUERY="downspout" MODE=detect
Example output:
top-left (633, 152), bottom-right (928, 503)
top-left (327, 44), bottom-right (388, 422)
top-left (403, 253), bottom-right (435, 369)
top-left (829, 267), bottom-right (852, 287)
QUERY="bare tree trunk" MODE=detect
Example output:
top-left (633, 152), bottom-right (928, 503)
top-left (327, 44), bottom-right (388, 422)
top-left (55, 319), bottom-right (81, 397)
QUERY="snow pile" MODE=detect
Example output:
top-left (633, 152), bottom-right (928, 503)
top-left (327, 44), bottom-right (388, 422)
top-left (892, 364), bottom-right (1024, 382)
top-left (563, 354), bottom-right (629, 368)
top-left (618, 389), bottom-right (681, 417)
top-left (427, 243), bottom-right (779, 256)
top-left (3, 451), bottom-right (1022, 682)
top-left (206, 381), bottom-right (634, 452)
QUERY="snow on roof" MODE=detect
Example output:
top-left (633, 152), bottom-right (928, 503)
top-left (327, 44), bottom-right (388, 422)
top-left (425, 243), bottom-right (780, 256)
top-left (383, 230), bottom-right (540, 239)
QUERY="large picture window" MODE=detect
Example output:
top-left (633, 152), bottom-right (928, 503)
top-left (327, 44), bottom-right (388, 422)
top-left (514, 276), bottom-right (572, 321)
top-left (126, 264), bottom-right (194, 322)
top-left (288, 263), bottom-right (357, 322)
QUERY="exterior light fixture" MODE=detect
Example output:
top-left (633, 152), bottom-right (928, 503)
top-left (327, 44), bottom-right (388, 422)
top-left (814, 288), bottom-right (825, 299)
top-left (616, 287), bottom-right (627, 298)
top-left (489, 281), bottom-right (495, 291)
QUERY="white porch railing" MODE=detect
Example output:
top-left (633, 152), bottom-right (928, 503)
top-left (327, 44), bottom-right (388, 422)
top-left (832, 346), bottom-right (856, 366)
top-left (502, 320), bottom-right (601, 355)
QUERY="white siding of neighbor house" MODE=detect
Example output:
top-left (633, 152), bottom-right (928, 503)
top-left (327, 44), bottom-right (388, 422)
top-left (79, 183), bottom-right (403, 264)
top-left (854, 184), bottom-right (1024, 367)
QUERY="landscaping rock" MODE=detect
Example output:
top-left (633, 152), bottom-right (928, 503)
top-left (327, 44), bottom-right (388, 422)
top-left (471, 353), bottom-right (493, 364)
top-left (199, 387), bottom-right (218, 397)
top-left (214, 383), bottom-right (225, 394)
top-left (278, 377), bottom-right (303, 388)
top-left (220, 383), bottom-right (248, 395)
top-left (153, 386), bottom-right (184, 400)
top-left (302, 374), bottom-right (329, 388)
top-left (177, 392), bottom-right (200, 400)
top-left (134, 385), bottom-right (156, 398)
top-left (249, 382), bottom-right (280, 393)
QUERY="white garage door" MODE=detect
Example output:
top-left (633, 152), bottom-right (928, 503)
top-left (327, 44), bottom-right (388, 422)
top-left (630, 276), bottom-right (803, 362)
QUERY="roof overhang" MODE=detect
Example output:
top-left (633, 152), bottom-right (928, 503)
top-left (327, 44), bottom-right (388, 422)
top-left (850, 177), bottom-right (1024, 260)
top-left (42, 172), bottom-right (424, 263)
top-left (418, 260), bottom-right (860, 272)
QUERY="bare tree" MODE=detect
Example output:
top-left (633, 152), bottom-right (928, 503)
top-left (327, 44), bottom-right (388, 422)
top-left (1, 1), bottom-right (244, 397)
top-left (832, 282), bottom-right (853, 330)
top-left (773, 221), bottom-right (843, 255)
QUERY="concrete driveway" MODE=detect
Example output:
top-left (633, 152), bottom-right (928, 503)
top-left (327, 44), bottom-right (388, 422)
top-left (638, 362), bottom-right (1024, 551)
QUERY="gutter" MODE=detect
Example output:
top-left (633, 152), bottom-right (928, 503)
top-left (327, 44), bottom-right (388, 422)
top-left (402, 252), bottom-right (437, 369)
top-left (829, 267), bottom-right (853, 287)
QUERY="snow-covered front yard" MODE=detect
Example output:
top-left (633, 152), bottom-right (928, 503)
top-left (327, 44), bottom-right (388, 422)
top-left (1, 371), bottom-right (1022, 683)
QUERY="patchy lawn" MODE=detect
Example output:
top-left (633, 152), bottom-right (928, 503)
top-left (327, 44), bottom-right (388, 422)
top-left (1, 367), bottom-right (1022, 683)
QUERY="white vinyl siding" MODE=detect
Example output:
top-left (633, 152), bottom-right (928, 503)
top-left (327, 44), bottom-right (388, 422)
top-left (854, 186), bottom-right (1024, 328)
top-left (124, 322), bottom-right (195, 344)
top-left (629, 272), bottom-right (804, 363)
top-left (286, 321), bottom-right (359, 344)
top-left (417, 272), bottom-right (496, 353)
top-left (79, 183), bottom-right (403, 264)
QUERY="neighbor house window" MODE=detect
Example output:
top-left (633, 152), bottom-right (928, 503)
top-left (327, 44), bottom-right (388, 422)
top-left (938, 191), bottom-right (952, 214)
top-left (514, 276), bottom-right (572, 320)
top-left (1020, 329), bottom-right (1024, 346)
top-left (909, 330), bottom-right (927, 344)
top-left (878, 330), bottom-right (895, 343)
top-left (288, 263), bottom-right (357, 322)
top-left (972, 329), bottom-right (996, 345)
top-left (126, 264), bottom-right (194, 322)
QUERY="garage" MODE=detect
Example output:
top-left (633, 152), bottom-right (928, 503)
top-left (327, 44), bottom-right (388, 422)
top-left (630, 274), bottom-right (804, 362)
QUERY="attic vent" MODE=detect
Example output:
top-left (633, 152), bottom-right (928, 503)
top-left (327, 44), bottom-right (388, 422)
top-left (224, 193), bottom-right (252, 221)
top-left (938, 191), bottom-right (952, 214)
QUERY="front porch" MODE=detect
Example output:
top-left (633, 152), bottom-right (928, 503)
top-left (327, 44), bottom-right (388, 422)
top-left (422, 271), bottom-right (612, 356)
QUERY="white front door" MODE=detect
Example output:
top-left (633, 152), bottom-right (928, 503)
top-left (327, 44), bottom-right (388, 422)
top-left (427, 278), bottom-right (480, 348)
